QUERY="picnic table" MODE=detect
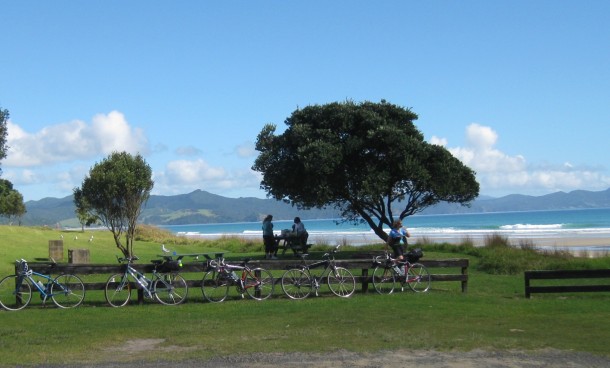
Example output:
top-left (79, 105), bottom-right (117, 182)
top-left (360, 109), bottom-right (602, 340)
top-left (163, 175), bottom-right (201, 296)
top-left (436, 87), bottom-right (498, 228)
top-left (156, 252), bottom-right (226, 261)
top-left (274, 234), bottom-right (311, 256)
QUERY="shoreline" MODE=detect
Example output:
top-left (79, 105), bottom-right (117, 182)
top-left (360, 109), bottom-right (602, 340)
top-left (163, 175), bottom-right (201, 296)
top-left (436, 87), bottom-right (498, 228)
top-left (182, 231), bottom-right (610, 255)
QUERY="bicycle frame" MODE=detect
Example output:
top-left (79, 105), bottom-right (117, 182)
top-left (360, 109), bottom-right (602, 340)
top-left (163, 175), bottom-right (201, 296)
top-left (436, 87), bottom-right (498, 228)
top-left (211, 258), bottom-right (262, 293)
top-left (105, 255), bottom-right (188, 307)
top-left (280, 245), bottom-right (356, 299)
top-left (299, 258), bottom-right (331, 282)
top-left (226, 264), bottom-right (258, 290)
top-left (122, 264), bottom-right (155, 298)
top-left (201, 257), bottom-right (274, 302)
top-left (0, 259), bottom-right (85, 311)
top-left (372, 252), bottom-right (431, 293)
top-left (113, 257), bottom-right (174, 298)
top-left (19, 271), bottom-right (56, 300)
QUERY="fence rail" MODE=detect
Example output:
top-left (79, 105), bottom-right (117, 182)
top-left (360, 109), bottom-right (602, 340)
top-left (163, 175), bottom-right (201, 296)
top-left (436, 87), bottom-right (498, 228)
top-left (524, 269), bottom-right (610, 298)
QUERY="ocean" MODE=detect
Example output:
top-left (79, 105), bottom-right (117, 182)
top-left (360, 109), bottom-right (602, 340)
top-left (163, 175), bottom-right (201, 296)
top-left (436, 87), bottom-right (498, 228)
top-left (161, 208), bottom-right (610, 253)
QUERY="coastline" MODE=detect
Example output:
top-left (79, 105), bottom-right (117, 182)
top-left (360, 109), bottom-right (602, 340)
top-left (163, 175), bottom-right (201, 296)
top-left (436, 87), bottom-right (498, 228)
top-left (167, 208), bottom-right (610, 256)
top-left (181, 230), bottom-right (610, 256)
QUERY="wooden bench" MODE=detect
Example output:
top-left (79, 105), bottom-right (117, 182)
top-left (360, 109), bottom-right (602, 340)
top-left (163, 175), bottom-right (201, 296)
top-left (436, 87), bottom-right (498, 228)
top-left (22, 257), bottom-right (469, 305)
top-left (524, 269), bottom-right (610, 298)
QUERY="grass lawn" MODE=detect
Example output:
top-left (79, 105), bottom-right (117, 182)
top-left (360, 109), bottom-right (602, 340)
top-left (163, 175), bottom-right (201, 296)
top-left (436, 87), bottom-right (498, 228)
top-left (0, 225), bottom-right (609, 366)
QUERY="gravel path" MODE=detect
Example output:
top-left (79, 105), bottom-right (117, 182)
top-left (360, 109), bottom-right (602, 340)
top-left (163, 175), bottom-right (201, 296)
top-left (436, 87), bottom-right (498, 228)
top-left (52, 349), bottom-right (610, 368)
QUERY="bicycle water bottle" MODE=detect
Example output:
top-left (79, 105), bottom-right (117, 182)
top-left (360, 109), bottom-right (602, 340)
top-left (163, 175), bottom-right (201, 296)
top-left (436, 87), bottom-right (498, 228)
top-left (230, 271), bottom-right (239, 281)
top-left (138, 275), bottom-right (148, 287)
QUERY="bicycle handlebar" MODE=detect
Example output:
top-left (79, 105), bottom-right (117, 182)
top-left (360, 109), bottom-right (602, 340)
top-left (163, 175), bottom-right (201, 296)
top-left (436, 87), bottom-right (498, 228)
top-left (209, 258), bottom-right (226, 268)
top-left (116, 255), bottom-right (140, 263)
top-left (15, 259), bottom-right (29, 273)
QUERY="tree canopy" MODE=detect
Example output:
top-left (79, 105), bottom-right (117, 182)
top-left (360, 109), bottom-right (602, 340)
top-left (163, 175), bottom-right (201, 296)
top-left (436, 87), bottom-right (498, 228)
top-left (74, 151), bottom-right (154, 257)
top-left (252, 100), bottom-right (480, 241)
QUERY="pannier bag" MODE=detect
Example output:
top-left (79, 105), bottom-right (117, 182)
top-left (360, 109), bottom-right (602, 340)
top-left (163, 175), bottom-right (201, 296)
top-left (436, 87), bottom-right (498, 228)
top-left (159, 260), bottom-right (181, 273)
top-left (406, 248), bottom-right (423, 263)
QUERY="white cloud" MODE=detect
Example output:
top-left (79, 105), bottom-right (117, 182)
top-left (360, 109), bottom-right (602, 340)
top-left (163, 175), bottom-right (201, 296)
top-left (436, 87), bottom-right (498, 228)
top-left (91, 111), bottom-right (148, 155)
top-left (429, 136), bottom-right (447, 146)
top-left (3, 169), bottom-right (39, 185)
top-left (153, 158), bottom-right (262, 197)
top-left (235, 141), bottom-right (256, 158)
top-left (165, 159), bottom-right (226, 184)
top-left (4, 111), bottom-right (148, 167)
top-left (175, 146), bottom-right (202, 156)
top-left (432, 123), bottom-right (610, 196)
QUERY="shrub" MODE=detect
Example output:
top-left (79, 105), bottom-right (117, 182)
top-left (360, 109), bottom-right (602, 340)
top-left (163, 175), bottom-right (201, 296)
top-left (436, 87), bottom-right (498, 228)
top-left (484, 233), bottom-right (511, 248)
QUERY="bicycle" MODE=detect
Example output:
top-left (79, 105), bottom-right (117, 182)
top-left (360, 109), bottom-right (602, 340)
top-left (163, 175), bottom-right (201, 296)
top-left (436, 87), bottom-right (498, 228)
top-left (280, 245), bottom-right (356, 299)
top-left (0, 259), bottom-right (85, 311)
top-left (371, 250), bottom-right (431, 294)
top-left (104, 255), bottom-right (188, 307)
top-left (201, 257), bottom-right (274, 302)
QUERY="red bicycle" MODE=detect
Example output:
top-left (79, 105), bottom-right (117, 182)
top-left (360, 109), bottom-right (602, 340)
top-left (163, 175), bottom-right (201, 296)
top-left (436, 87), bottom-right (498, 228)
top-left (372, 251), bottom-right (431, 294)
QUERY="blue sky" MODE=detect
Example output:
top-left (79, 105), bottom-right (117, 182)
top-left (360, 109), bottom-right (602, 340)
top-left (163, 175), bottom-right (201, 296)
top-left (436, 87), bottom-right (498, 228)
top-left (2, 1), bottom-right (609, 202)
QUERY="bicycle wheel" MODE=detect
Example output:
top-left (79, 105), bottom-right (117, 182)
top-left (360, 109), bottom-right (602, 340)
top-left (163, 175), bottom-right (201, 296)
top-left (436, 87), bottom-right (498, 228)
top-left (244, 267), bottom-right (274, 300)
top-left (51, 274), bottom-right (85, 308)
top-left (154, 273), bottom-right (188, 305)
top-left (0, 275), bottom-right (32, 311)
top-left (372, 265), bottom-right (396, 295)
top-left (406, 263), bottom-right (431, 292)
top-left (202, 270), bottom-right (229, 303)
top-left (327, 267), bottom-right (356, 297)
top-left (105, 273), bottom-right (132, 307)
top-left (281, 268), bottom-right (313, 300)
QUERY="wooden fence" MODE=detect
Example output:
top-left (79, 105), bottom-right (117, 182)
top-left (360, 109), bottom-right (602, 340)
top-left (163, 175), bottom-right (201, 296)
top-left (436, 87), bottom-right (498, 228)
top-left (524, 269), bottom-right (610, 298)
top-left (22, 257), bottom-right (469, 304)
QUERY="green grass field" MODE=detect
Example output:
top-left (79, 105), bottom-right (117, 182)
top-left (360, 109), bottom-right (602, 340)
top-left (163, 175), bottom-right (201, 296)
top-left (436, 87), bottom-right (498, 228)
top-left (1, 225), bottom-right (609, 366)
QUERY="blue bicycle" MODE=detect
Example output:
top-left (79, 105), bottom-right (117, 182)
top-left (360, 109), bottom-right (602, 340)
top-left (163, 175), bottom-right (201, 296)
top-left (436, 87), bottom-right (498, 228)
top-left (0, 259), bottom-right (86, 311)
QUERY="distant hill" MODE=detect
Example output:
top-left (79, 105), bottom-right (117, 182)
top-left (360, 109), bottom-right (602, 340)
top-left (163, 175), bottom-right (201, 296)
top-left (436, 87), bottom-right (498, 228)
top-left (420, 188), bottom-right (610, 214)
top-left (6, 187), bottom-right (610, 227)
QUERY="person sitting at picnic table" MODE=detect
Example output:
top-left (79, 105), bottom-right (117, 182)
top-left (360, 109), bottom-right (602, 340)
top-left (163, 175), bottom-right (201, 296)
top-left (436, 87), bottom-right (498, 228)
top-left (292, 217), bottom-right (308, 246)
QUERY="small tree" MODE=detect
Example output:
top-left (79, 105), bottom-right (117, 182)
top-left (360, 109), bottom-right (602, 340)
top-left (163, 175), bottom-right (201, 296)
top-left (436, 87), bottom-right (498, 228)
top-left (0, 179), bottom-right (26, 225)
top-left (0, 107), bottom-right (9, 175)
top-left (252, 100), bottom-right (480, 242)
top-left (74, 152), bottom-right (154, 257)
top-left (0, 107), bottom-right (26, 225)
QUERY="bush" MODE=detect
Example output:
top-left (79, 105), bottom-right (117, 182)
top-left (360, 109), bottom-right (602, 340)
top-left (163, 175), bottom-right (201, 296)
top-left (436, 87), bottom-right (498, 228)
top-left (484, 233), bottom-right (511, 248)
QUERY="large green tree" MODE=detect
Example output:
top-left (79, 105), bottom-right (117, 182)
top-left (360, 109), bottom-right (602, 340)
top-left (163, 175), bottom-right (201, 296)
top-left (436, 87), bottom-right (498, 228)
top-left (74, 152), bottom-right (154, 257)
top-left (252, 100), bottom-right (480, 241)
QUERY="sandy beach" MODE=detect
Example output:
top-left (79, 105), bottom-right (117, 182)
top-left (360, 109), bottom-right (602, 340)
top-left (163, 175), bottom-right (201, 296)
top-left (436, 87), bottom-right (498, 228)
top-left (186, 230), bottom-right (610, 257)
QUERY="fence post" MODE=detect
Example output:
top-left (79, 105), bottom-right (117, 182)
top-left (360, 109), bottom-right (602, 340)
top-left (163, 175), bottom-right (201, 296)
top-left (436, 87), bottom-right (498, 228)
top-left (461, 262), bottom-right (469, 293)
top-left (49, 240), bottom-right (64, 261)
top-left (361, 268), bottom-right (369, 293)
